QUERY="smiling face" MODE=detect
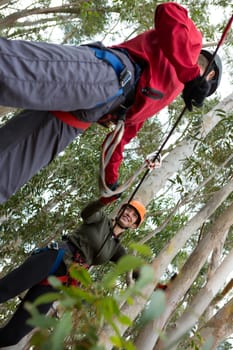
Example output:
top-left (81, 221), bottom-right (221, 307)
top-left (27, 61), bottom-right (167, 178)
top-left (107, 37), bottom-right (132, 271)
top-left (116, 205), bottom-right (139, 230)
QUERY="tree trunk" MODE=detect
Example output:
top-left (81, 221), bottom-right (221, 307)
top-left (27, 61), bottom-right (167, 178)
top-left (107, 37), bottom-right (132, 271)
top-left (136, 93), bottom-right (233, 205)
top-left (134, 201), bottom-right (233, 350)
top-left (203, 228), bottom-right (229, 322)
top-left (159, 248), bottom-right (233, 350)
top-left (192, 297), bottom-right (233, 349)
top-left (98, 94), bottom-right (233, 349)
top-left (98, 179), bottom-right (233, 350)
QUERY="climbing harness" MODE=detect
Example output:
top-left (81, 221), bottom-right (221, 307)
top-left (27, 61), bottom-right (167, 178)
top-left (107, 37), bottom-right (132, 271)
top-left (90, 46), bottom-right (133, 101)
top-left (32, 241), bottom-right (65, 276)
top-left (52, 110), bottom-right (91, 130)
top-left (32, 241), bottom-right (89, 287)
top-left (90, 45), bottom-right (143, 124)
top-left (99, 14), bottom-right (233, 202)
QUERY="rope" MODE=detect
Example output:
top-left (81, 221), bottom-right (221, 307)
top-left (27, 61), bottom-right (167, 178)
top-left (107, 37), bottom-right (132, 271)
top-left (99, 120), bottom-right (148, 196)
top-left (99, 106), bottom-right (186, 199)
top-left (127, 106), bottom-right (187, 203)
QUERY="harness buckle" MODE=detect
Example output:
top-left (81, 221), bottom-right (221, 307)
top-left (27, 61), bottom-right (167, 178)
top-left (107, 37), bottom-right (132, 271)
top-left (120, 68), bottom-right (132, 88)
top-left (31, 247), bottom-right (41, 255)
top-left (47, 241), bottom-right (59, 250)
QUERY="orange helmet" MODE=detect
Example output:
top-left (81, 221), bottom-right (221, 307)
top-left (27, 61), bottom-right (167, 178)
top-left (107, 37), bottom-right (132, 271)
top-left (121, 200), bottom-right (146, 226)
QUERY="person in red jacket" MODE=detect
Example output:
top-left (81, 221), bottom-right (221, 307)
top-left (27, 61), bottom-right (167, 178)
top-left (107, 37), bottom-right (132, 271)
top-left (0, 3), bottom-right (221, 203)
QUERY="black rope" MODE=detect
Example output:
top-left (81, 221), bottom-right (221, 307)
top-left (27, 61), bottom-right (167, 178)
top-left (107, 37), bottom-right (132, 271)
top-left (127, 105), bottom-right (187, 203)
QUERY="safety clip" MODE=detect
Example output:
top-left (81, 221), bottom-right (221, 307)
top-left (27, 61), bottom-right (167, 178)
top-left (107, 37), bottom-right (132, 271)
top-left (47, 241), bottom-right (59, 250)
top-left (120, 68), bottom-right (132, 88)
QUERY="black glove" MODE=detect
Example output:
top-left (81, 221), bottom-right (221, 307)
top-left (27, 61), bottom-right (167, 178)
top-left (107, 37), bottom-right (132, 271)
top-left (107, 181), bottom-right (120, 191)
top-left (182, 75), bottom-right (211, 111)
top-left (100, 181), bottom-right (121, 205)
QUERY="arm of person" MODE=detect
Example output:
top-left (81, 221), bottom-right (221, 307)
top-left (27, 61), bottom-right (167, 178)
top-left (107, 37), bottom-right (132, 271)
top-left (154, 2), bottom-right (202, 83)
top-left (81, 199), bottom-right (106, 223)
top-left (103, 121), bottom-right (144, 185)
top-left (110, 244), bottom-right (127, 263)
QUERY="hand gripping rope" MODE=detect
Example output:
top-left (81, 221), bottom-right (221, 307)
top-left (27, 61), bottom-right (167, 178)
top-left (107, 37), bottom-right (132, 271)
top-left (99, 14), bottom-right (233, 201)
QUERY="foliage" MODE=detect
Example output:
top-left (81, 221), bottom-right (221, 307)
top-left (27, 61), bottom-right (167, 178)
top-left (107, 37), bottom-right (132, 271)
top-left (25, 255), bottom-right (160, 349)
top-left (0, 0), bottom-right (232, 348)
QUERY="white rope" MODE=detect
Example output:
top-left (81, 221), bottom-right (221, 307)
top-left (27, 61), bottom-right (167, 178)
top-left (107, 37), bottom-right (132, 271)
top-left (99, 121), bottom-right (162, 197)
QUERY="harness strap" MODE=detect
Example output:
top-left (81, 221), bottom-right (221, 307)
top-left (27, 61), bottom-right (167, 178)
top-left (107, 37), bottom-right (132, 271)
top-left (90, 47), bottom-right (133, 98)
top-left (38, 248), bottom-right (90, 287)
top-left (51, 110), bottom-right (91, 130)
top-left (39, 274), bottom-right (79, 286)
top-left (49, 248), bottom-right (65, 275)
top-left (93, 48), bottom-right (124, 76)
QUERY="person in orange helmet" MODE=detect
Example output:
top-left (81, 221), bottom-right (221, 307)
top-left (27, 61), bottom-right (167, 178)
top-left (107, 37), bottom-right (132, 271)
top-left (0, 197), bottom-right (146, 347)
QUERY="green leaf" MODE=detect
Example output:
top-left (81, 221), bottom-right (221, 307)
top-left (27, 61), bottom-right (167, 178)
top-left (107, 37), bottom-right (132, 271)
top-left (176, 174), bottom-right (183, 185)
top-left (102, 255), bottom-right (144, 288)
top-left (116, 255), bottom-right (144, 274)
top-left (129, 242), bottom-right (152, 257)
top-left (89, 346), bottom-right (106, 350)
top-left (117, 314), bottom-right (132, 326)
top-left (139, 290), bottom-right (166, 326)
top-left (101, 270), bottom-right (119, 289)
top-left (96, 296), bottom-right (120, 320)
top-left (50, 311), bottom-right (72, 350)
top-left (64, 285), bottom-right (96, 303)
top-left (215, 108), bottom-right (226, 117)
top-left (69, 264), bottom-right (93, 287)
top-left (123, 341), bottom-right (136, 350)
top-left (32, 292), bottom-right (61, 306)
top-left (134, 265), bottom-right (155, 289)
top-left (110, 335), bottom-right (123, 347)
top-left (47, 276), bottom-right (63, 288)
top-left (25, 302), bottom-right (58, 329)
top-left (59, 296), bottom-right (77, 308)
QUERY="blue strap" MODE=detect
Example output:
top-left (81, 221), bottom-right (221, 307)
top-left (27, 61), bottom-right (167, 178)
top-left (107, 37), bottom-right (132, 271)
top-left (49, 248), bottom-right (65, 275)
top-left (90, 46), bottom-right (133, 109)
top-left (91, 47), bottom-right (124, 76)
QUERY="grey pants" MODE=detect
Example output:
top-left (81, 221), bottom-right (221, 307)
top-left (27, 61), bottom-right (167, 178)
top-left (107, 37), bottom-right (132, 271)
top-left (0, 38), bottom-right (134, 112)
top-left (0, 110), bottom-right (81, 203)
top-left (0, 38), bottom-right (136, 203)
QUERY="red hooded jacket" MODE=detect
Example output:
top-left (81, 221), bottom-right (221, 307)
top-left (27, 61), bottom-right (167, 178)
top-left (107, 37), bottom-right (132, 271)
top-left (104, 2), bottom-right (202, 184)
top-left (54, 2), bottom-right (202, 185)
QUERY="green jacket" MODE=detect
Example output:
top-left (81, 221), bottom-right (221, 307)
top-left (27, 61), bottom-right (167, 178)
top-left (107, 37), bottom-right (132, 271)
top-left (67, 200), bottom-right (126, 265)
